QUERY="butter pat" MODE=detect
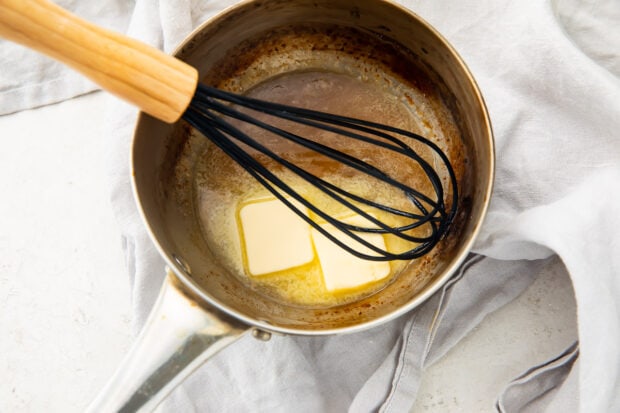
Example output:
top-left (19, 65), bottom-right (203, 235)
top-left (312, 215), bottom-right (391, 293)
top-left (239, 197), bottom-right (314, 276)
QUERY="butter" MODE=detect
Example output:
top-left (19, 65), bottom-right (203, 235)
top-left (311, 215), bottom-right (391, 293)
top-left (239, 197), bottom-right (392, 293)
top-left (238, 197), bottom-right (314, 276)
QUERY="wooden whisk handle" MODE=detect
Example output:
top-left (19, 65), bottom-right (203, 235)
top-left (0, 0), bottom-right (198, 123)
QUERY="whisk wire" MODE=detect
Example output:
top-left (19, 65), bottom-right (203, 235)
top-left (189, 96), bottom-right (441, 240)
top-left (183, 84), bottom-right (458, 261)
top-left (192, 87), bottom-right (450, 231)
top-left (199, 85), bottom-right (448, 209)
top-left (184, 108), bottom-right (405, 260)
top-left (188, 99), bottom-right (418, 227)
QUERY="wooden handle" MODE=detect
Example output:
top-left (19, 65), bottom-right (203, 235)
top-left (0, 0), bottom-right (198, 123)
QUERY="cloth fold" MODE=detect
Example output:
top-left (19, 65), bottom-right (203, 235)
top-left (496, 341), bottom-right (579, 413)
top-left (2, 0), bottom-right (619, 411)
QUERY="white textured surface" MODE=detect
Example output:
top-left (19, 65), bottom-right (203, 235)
top-left (0, 92), bottom-right (577, 411)
top-left (0, 92), bottom-right (132, 412)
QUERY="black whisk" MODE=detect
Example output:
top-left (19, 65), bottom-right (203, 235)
top-left (0, 0), bottom-right (457, 261)
top-left (183, 84), bottom-right (457, 261)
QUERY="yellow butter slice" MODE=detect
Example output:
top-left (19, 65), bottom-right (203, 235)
top-left (311, 214), bottom-right (391, 293)
top-left (238, 197), bottom-right (314, 276)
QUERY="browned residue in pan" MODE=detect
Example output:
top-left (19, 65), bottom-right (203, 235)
top-left (161, 23), bottom-right (471, 329)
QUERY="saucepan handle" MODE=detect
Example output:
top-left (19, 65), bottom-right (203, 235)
top-left (87, 270), bottom-right (248, 413)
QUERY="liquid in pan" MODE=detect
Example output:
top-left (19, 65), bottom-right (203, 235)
top-left (174, 25), bottom-right (467, 308)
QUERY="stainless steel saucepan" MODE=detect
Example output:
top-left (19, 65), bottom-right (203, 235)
top-left (89, 0), bottom-right (494, 410)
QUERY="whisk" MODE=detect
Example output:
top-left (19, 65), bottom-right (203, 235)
top-left (0, 0), bottom-right (457, 261)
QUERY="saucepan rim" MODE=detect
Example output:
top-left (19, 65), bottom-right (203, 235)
top-left (129, 0), bottom-right (495, 336)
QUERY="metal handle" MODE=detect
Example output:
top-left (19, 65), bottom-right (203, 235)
top-left (87, 271), bottom-right (247, 413)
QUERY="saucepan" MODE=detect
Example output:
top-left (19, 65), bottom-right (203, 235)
top-left (88, 0), bottom-right (494, 411)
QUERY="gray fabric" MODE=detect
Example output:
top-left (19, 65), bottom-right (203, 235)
top-left (351, 256), bottom-right (552, 413)
top-left (544, 358), bottom-right (581, 413)
top-left (156, 256), bottom-right (548, 412)
top-left (0, 0), bottom-right (134, 115)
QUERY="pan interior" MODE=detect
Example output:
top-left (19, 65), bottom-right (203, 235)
top-left (133, 0), bottom-right (489, 332)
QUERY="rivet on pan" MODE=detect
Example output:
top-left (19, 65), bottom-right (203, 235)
top-left (251, 329), bottom-right (272, 342)
top-left (172, 253), bottom-right (191, 275)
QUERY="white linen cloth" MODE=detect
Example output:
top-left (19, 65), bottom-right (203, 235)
top-left (2, 0), bottom-right (619, 411)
